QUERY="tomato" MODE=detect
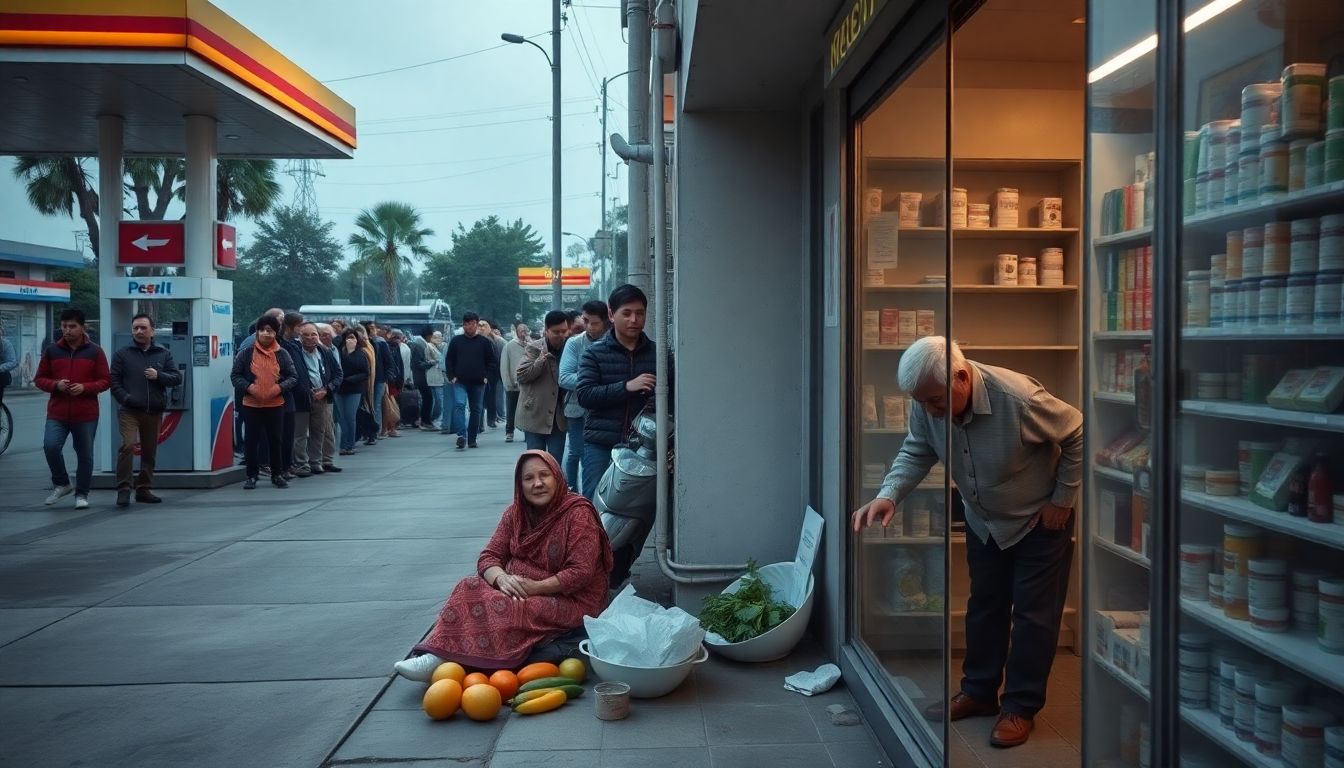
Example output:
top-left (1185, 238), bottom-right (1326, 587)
top-left (558, 657), bottom-right (586, 683)
top-left (462, 672), bottom-right (490, 689)
top-left (489, 669), bottom-right (520, 700)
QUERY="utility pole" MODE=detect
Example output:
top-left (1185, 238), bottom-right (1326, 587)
top-left (625, 0), bottom-right (650, 298)
top-left (600, 68), bottom-right (635, 301)
top-left (550, 0), bottom-right (563, 310)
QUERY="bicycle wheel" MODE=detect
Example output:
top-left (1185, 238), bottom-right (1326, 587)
top-left (0, 404), bottom-right (11, 456)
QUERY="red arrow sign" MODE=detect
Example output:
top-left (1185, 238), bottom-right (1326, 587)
top-left (118, 221), bottom-right (185, 266)
top-left (216, 222), bottom-right (237, 269)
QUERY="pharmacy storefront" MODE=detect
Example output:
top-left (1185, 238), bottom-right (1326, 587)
top-left (0, 239), bottom-right (79, 390)
top-left (671, 0), bottom-right (1344, 765)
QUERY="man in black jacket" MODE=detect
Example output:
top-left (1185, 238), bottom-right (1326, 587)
top-left (290, 322), bottom-right (341, 477)
top-left (576, 284), bottom-right (656, 500)
top-left (109, 313), bottom-right (182, 507)
top-left (445, 311), bottom-right (495, 450)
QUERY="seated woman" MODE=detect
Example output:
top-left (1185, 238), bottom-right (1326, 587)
top-left (394, 450), bottom-right (613, 679)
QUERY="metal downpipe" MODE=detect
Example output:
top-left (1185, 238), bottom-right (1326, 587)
top-left (648, 0), bottom-right (746, 585)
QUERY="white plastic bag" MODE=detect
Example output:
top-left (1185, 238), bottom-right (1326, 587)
top-left (584, 585), bottom-right (705, 666)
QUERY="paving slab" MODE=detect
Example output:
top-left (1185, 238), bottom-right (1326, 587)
top-left (489, 750), bottom-right (600, 768)
top-left (0, 600), bottom-right (438, 684)
top-left (330, 708), bottom-right (505, 762)
top-left (708, 743), bottom-right (837, 768)
top-left (20, 505), bottom-right (315, 545)
top-left (246, 507), bottom-right (501, 541)
top-left (0, 606), bottom-right (82, 646)
top-left (0, 542), bottom-right (217, 607)
top-left (702, 702), bottom-right (821, 746)
top-left (599, 746), bottom-right (714, 768)
top-left (598, 704), bottom-right (707, 750)
top-left (190, 537), bottom-right (482, 568)
top-left (103, 561), bottom-right (476, 605)
top-left (826, 738), bottom-right (894, 767)
top-left (495, 695), bottom-right (604, 751)
top-left (0, 679), bottom-right (382, 768)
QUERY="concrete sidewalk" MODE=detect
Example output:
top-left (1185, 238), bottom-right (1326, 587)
top-left (0, 397), bottom-right (890, 767)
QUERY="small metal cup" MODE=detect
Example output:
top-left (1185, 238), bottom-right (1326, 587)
top-left (594, 681), bottom-right (631, 721)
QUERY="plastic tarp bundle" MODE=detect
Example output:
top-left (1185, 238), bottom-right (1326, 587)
top-left (584, 585), bottom-right (705, 666)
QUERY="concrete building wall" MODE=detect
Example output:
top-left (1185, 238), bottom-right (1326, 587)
top-left (670, 110), bottom-right (805, 609)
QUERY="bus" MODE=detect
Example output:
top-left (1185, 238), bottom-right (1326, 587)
top-left (298, 299), bottom-right (454, 336)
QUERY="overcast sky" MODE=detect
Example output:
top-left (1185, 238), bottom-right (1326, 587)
top-left (0, 0), bottom-right (632, 269)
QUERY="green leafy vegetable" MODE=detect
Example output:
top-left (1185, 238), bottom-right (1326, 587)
top-left (699, 559), bottom-right (797, 642)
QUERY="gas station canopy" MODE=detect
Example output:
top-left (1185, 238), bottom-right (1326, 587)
top-left (0, 0), bottom-right (356, 158)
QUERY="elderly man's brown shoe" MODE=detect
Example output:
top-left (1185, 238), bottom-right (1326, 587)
top-left (989, 712), bottom-right (1034, 748)
top-left (923, 692), bottom-right (999, 721)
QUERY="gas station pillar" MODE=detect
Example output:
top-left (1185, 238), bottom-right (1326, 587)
top-left (95, 114), bottom-right (124, 473)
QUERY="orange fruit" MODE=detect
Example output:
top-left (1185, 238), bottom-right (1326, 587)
top-left (558, 657), bottom-right (586, 683)
top-left (422, 679), bottom-right (462, 720)
top-left (431, 661), bottom-right (466, 686)
top-left (460, 683), bottom-right (503, 721)
top-left (488, 669), bottom-right (519, 700)
top-left (462, 672), bottom-right (490, 689)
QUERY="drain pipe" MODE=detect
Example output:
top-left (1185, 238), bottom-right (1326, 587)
top-left (649, 0), bottom-right (746, 585)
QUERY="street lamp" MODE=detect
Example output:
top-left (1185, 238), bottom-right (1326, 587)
top-left (502, 15), bottom-right (562, 310)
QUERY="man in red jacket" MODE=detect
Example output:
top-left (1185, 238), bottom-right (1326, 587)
top-left (35, 308), bottom-right (110, 509)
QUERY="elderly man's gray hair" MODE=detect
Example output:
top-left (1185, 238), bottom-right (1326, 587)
top-left (897, 336), bottom-right (966, 393)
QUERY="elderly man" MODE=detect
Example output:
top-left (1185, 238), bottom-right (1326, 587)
top-left (515, 310), bottom-right (569, 464)
top-left (109, 312), bottom-right (182, 506)
top-left (314, 324), bottom-right (343, 473)
top-left (851, 336), bottom-right (1082, 749)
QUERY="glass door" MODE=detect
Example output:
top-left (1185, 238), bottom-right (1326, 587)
top-left (850, 33), bottom-right (951, 764)
top-left (1084, 0), bottom-right (1158, 763)
top-left (1172, 1), bottom-right (1344, 766)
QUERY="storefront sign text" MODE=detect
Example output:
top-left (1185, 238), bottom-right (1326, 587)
top-left (826, 0), bottom-right (885, 83)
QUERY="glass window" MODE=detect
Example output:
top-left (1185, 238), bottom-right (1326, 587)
top-left (1084, 0), bottom-right (1158, 763)
top-left (1174, 1), bottom-right (1344, 766)
top-left (851, 37), bottom-right (950, 763)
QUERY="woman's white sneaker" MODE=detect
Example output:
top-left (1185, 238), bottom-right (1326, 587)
top-left (44, 486), bottom-right (73, 505)
top-left (393, 653), bottom-right (445, 682)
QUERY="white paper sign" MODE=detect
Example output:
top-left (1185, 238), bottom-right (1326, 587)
top-left (866, 212), bottom-right (901, 268)
top-left (792, 507), bottom-right (825, 607)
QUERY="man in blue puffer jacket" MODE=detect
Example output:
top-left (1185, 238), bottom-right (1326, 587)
top-left (575, 284), bottom-right (657, 501)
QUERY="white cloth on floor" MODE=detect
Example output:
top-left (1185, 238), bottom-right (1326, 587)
top-left (784, 663), bottom-right (841, 696)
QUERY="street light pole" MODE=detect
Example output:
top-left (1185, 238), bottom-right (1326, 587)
top-left (501, 5), bottom-right (562, 310)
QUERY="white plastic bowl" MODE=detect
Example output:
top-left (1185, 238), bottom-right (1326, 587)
top-left (578, 639), bottom-right (707, 698)
top-left (704, 561), bottom-right (815, 662)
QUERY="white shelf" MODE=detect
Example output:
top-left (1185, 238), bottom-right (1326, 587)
top-left (864, 344), bottom-right (1079, 352)
top-left (1093, 226), bottom-right (1152, 249)
top-left (1183, 180), bottom-right (1344, 233)
top-left (1093, 331), bottom-right (1151, 341)
top-left (1181, 490), bottom-right (1344, 552)
top-left (1094, 465), bottom-right (1135, 485)
top-left (1093, 653), bottom-right (1274, 768)
top-left (1181, 598), bottom-right (1344, 692)
top-left (893, 226), bottom-right (1080, 239)
top-left (1094, 391), bottom-right (1136, 404)
top-left (863, 283), bottom-right (1077, 293)
top-left (865, 156), bottom-right (1080, 172)
top-left (1093, 535), bottom-right (1150, 568)
top-left (1184, 325), bottom-right (1344, 341)
top-left (1180, 400), bottom-right (1344, 433)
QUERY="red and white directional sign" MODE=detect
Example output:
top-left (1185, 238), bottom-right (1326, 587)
top-left (216, 222), bottom-right (237, 269)
top-left (117, 221), bottom-right (185, 266)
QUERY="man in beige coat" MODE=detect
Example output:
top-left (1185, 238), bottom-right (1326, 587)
top-left (500, 321), bottom-right (531, 442)
top-left (515, 310), bottom-right (569, 464)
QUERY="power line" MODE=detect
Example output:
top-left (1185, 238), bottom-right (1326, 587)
top-left (573, 1), bottom-right (610, 74)
top-left (317, 144), bottom-right (591, 185)
top-left (360, 98), bottom-right (591, 126)
top-left (564, 12), bottom-right (603, 98)
top-left (329, 143), bottom-right (591, 171)
top-left (321, 31), bottom-right (549, 83)
top-left (361, 109), bottom-right (595, 137)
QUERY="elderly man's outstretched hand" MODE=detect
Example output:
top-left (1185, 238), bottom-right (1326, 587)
top-left (851, 497), bottom-right (896, 533)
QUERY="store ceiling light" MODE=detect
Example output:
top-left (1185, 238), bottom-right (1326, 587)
top-left (1087, 0), bottom-right (1243, 83)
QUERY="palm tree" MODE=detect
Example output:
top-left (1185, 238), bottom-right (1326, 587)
top-left (11, 157), bottom-right (100, 256)
top-left (348, 201), bottom-right (435, 303)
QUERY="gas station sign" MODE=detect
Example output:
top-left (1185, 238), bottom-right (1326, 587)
top-left (117, 220), bottom-right (185, 266)
top-left (215, 222), bottom-right (237, 269)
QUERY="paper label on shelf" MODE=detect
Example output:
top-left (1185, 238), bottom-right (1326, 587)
top-left (866, 212), bottom-right (900, 268)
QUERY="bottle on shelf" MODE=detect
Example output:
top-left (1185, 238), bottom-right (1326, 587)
top-left (1286, 464), bottom-right (1310, 518)
top-left (1309, 453), bottom-right (1334, 524)
top-left (1135, 344), bottom-right (1152, 433)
